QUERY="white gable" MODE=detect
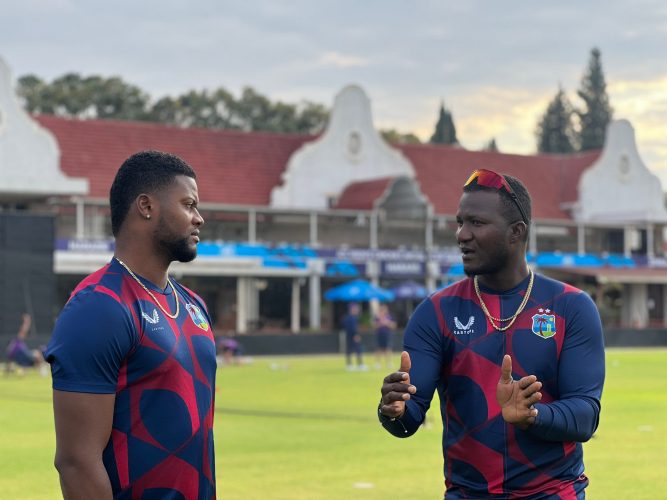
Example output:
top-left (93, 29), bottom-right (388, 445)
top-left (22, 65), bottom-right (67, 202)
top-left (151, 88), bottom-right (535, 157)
top-left (270, 84), bottom-right (415, 209)
top-left (0, 57), bottom-right (88, 200)
top-left (576, 119), bottom-right (667, 223)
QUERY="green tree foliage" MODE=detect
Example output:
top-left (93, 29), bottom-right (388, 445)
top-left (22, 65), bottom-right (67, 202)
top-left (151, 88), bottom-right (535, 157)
top-left (536, 87), bottom-right (576, 154)
top-left (483, 138), bottom-right (499, 152)
top-left (18, 73), bottom-right (150, 120)
top-left (576, 47), bottom-right (613, 151)
top-left (17, 73), bottom-right (329, 134)
top-left (147, 88), bottom-right (238, 129)
top-left (380, 129), bottom-right (422, 144)
top-left (429, 102), bottom-right (458, 145)
top-left (231, 87), bottom-right (328, 134)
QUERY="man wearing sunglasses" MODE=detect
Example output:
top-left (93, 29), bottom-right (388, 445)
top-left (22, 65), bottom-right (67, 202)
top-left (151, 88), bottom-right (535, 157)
top-left (378, 169), bottom-right (605, 499)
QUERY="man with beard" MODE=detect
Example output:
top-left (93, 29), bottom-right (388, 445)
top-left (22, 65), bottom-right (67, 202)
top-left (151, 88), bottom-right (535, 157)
top-left (46, 151), bottom-right (217, 499)
top-left (378, 169), bottom-right (605, 499)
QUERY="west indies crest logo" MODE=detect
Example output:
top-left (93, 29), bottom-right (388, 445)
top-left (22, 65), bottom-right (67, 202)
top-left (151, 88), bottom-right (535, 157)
top-left (531, 308), bottom-right (556, 339)
top-left (186, 303), bottom-right (209, 331)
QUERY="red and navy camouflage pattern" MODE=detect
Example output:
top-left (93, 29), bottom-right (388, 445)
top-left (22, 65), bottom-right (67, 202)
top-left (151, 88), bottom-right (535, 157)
top-left (46, 259), bottom-right (217, 499)
top-left (382, 273), bottom-right (605, 499)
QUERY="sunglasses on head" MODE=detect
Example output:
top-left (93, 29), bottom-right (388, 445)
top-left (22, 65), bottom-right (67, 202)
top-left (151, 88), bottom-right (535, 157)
top-left (464, 169), bottom-right (528, 225)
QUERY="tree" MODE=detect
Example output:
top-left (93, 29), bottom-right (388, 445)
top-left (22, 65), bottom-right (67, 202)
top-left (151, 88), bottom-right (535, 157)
top-left (381, 129), bottom-right (422, 144)
top-left (483, 138), bottom-right (499, 152)
top-left (88, 76), bottom-right (151, 121)
top-left (293, 101), bottom-right (329, 135)
top-left (231, 87), bottom-right (328, 134)
top-left (16, 74), bottom-right (51, 113)
top-left (430, 102), bottom-right (458, 145)
top-left (536, 87), bottom-right (576, 154)
top-left (17, 73), bottom-right (150, 120)
top-left (576, 47), bottom-right (613, 151)
top-left (147, 88), bottom-right (238, 129)
top-left (17, 73), bottom-right (330, 134)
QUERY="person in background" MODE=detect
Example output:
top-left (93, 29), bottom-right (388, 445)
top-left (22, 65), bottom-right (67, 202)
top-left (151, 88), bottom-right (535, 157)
top-left (342, 302), bottom-right (367, 371)
top-left (5, 313), bottom-right (47, 375)
top-left (217, 335), bottom-right (244, 365)
top-left (374, 303), bottom-right (396, 369)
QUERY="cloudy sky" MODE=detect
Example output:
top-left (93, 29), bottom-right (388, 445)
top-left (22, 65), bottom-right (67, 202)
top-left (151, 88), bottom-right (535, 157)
top-left (2, 1), bottom-right (666, 183)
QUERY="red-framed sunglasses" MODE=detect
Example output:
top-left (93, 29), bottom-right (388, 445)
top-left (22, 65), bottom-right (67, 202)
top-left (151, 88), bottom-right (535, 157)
top-left (464, 169), bottom-right (528, 224)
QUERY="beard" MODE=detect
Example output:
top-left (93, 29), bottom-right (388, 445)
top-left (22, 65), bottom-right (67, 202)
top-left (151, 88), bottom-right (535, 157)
top-left (463, 244), bottom-right (509, 278)
top-left (164, 236), bottom-right (197, 263)
top-left (155, 220), bottom-right (197, 263)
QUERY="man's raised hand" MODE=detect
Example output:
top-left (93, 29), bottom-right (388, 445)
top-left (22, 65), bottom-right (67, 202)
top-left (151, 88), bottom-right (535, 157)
top-left (380, 351), bottom-right (416, 419)
top-left (496, 354), bottom-right (542, 429)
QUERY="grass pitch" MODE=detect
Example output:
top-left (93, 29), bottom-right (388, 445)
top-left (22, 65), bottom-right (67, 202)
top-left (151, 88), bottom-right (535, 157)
top-left (0, 348), bottom-right (665, 499)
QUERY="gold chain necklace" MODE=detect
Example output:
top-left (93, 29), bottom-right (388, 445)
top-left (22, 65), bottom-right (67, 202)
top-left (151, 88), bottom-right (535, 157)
top-left (115, 257), bottom-right (180, 319)
top-left (474, 269), bottom-right (534, 332)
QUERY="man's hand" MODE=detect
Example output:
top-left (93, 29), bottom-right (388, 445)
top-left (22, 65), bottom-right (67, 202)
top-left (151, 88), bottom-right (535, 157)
top-left (380, 351), bottom-right (416, 419)
top-left (496, 354), bottom-right (542, 430)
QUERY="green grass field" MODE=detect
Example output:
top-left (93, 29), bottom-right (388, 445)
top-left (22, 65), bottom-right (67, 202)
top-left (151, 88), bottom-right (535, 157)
top-left (1, 348), bottom-right (666, 499)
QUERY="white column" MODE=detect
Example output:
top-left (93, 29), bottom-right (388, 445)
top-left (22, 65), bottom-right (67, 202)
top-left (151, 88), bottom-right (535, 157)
top-left (309, 212), bottom-right (318, 246)
top-left (529, 222), bottom-right (537, 255)
top-left (577, 223), bottom-right (585, 255)
top-left (366, 260), bottom-right (379, 285)
top-left (248, 209), bottom-right (256, 243)
top-left (291, 278), bottom-right (301, 333)
top-left (625, 283), bottom-right (649, 328)
top-left (426, 261), bottom-right (438, 293)
top-left (248, 280), bottom-right (260, 328)
top-left (309, 274), bottom-right (321, 330)
top-left (370, 210), bottom-right (378, 249)
top-left (647, 223), bottom-right (655, 259)
top-left (366, 260), bottom-right (380, 314)
top-left (236, 277), bottom-right (247, 334)
top-left (425, 209), bottom-right (435, 292)
top-left (75, 197), bottom-right (85, 239)
top-left (425, 208), bottom-right (434, 251)
top-left (623, 226), bottom-right (632, 257)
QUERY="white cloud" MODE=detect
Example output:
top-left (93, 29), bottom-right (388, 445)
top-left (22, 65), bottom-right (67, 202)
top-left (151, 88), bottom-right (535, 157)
top-left (316, 52), bottom-right (368, 68)
top-left (1, 0), bottom-right (665, 186)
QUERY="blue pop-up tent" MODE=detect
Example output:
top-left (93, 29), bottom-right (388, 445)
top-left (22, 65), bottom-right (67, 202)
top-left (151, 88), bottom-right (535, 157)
top-left (324, 279), bottom-right (395, 302)
top-left (390, 280), bottom-right (429, 300)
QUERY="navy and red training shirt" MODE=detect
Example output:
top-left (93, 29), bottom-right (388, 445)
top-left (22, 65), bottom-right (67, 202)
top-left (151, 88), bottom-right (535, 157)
top-left (381, 272), bottom-right (605, 499)
top-left (46, 259), bottom-right (217, 499)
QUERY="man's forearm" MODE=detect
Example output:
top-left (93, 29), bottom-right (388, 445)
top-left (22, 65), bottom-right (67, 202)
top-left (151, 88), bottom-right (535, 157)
top-left (526, 396), bottom-right (601, 442)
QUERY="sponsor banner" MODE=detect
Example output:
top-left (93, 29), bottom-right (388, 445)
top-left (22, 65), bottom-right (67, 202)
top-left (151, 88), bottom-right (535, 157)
top-left (319, 248), bottom-right (427, 262)
top-left (429, 249), bottom-right (465, 264)
top-left (316, 247), bottom-right (460, 264)
top-left (56, 238), bottom-right (115, 252)
top-left (645, 256), bottom-right (667, 268)
top-left (381, 260), bottom-right (425, 277)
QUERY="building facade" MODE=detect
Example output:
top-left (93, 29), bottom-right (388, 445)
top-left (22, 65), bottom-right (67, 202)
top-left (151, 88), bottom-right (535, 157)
top-left (2, 57), bottom-right (667, 340)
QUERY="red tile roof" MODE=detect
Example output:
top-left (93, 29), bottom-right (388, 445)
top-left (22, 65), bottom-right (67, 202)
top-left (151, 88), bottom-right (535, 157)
top-left (35, 115), bottom-right (312, 205)
top-left (334, 177), bottom-right (395, 210)
top-left (37, 115), bottom-right (600, 220)
top-left (397, 143), bottom-right (600, 220)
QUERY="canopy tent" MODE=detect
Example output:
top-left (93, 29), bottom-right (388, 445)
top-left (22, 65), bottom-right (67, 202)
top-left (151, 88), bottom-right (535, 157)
top-left (390, 280), bottom-right (429, 300)
top-left (324, 279), bottom-right (395, 302)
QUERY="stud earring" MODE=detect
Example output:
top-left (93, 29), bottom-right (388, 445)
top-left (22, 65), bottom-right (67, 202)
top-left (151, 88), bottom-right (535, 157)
top-left (146, 214), bottom-right (151, 219)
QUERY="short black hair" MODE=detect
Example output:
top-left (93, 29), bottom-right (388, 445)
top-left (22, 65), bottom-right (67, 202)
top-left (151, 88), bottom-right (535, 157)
top-left (463, 173), bottom-right (532, 227)
top-left (110, 150), bottom-right (196, 236)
